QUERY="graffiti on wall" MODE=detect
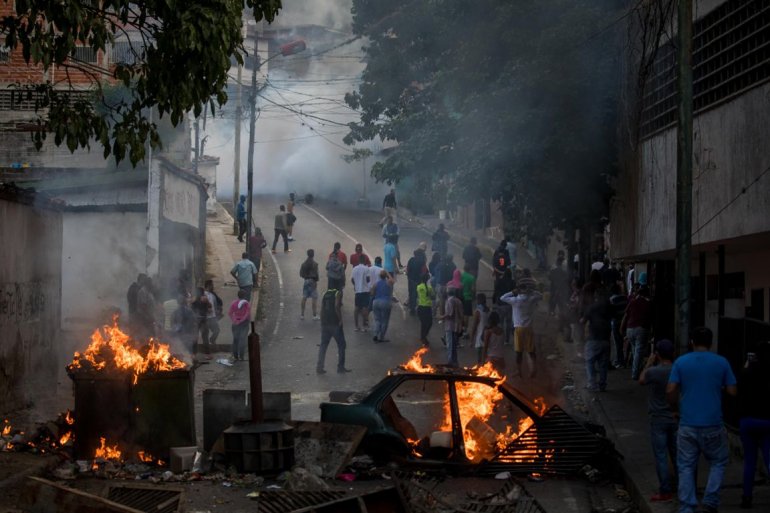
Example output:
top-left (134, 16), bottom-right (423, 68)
top-left (0, 282), bottom-right (46, 325)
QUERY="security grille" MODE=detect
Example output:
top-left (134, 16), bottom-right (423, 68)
top-left (111, 41), bottom-right (143, 65)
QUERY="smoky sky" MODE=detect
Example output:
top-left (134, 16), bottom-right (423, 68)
top-left (206, 0), bottom-right (389, 205)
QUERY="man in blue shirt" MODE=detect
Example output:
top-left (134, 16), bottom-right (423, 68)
top-left (666, 327), bottom-right (737, 513)
top-left (236, 195), bottom-right (247, 242)
top-left (383, 236), bottom-right (398, 281)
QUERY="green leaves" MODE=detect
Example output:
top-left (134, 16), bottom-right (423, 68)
top-left (0, 0), bottom-right (284, 165)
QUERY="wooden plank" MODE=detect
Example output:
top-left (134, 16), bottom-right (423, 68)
top-left (18, 477), bottom-right (145, 513)
top-left (289, 421), bottom-right (367, 478)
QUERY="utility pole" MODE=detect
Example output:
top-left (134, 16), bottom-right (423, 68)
top-left (245, 48), bottom-right (259, 259)
top-left (193, 117), bottom-right (200, 174)
top-left (675, 0), bottom-right (693, 354)
top-left (232, 27), bottom-right (244, 234)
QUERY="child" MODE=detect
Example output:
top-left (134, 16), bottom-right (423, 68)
top-left (470, 293), bottom-right (489, 364)
top-left (484, 311), bottom-right (506, 375)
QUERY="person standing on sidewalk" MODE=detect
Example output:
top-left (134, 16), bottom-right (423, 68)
top-left (299, 249), bottom-right (320, 320)
top-left (203, 280), bottom-right (223, 349)
top-left (639, 339), bottom-right (678, 503)
top-left (236, 195), bottom-right (247, 242)
top-left (580, 285), bottom-right (612, 391)
top-left (326, 249), bottom-right (346, 290)
top-left (737, 342), bottom-right (770, 509)
top-left (623, 275), bottom-right (654, 380)
top-left (316, 288), bottom-right (350, 374)
top-left (228, 289), bottom-right (250, 361)
top-left (666, 327), bottom-right (737, 513)
top-left (271, 205), bottom-right (290, 253)
top-left (371, 270), bottom-right (394, 343)
top-left (499, 285), bottom-right (542, 378)
top-left (248, 227), bottom-right (267, 279)
top-left (230, 252), bottom-right (258, 297)
top-left (416, 273), bottom-right (435, 347)
top-left (351, 258), bottom-right (371, 332)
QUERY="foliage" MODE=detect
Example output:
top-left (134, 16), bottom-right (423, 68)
top-left (345, 0), bottom-right (624, 238)
top-left (1, 0), bottom-right (282, 165)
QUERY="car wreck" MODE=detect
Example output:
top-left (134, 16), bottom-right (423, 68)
top-left (321, 349), bottom-right (611, 475)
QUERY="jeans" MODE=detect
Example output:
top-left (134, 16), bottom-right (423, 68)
top-left (627, 326), bottom-right (650, 379)
top-left (611, 318), bottom-right (625, 366)
top-left (584, 339), bottom-right (609, 390)
top-left (317, 324), bottom-right (346, 372)
top-left (407, 278), bottom-right (418, 314)
top-left (238, 219), bottom-right (247, 240)
top-left (651, 421), bottom-right (678, 494)
top-left (445, 330), bottom-right (458, 366)
top-left (372, 298), bottom-right (392, 340)
top-left (272, 228), bottom-right (288, 251)
top-left (198, 317), bottom-right (220, 353)
top-left (231, 321), bottom-right (249, 359)
top-left (677, 425), bottom-right (729, 513)
top-left (739, 417), bottom-right (770, 499)
top-left (417, 305), bottom-right (433, 343)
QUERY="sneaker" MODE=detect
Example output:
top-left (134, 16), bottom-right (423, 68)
top-left (312, 315), bottom-right (320, 321)
top-left (337, 367), bottom-right (352, 373)
top-left (285, 249), bottom-right (292, 253)
top-left (650, 493), bottom-right (673, 502)
top-left (288, 236), bottom-right (294, 241)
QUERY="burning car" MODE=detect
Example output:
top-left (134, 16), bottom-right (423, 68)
top-left (320, 349), bottom-right (608, 475)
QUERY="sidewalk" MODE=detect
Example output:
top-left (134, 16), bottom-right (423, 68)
top-left (404, 208), bottom-right (766, 513)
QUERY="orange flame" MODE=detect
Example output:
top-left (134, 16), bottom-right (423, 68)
top-left (401, 347), bottom-right (435, 373)
top-left (94, 437), bottom-right (121, 460)
top-left (137, 451), bottom-right (154, 463)
top-left (1, 420), bottom-right (10, 437)
top-left (69, 317), bottom-right (186, 384)
top-left (64, 411), bottom-right (74, 425)
top-left (59, 432), bottom-right (72, 445)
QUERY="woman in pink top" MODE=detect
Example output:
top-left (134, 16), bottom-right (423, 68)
top-left (228, 289), bottom-right (251, 360)
top-left (447, 268), bottom-right (463, 291)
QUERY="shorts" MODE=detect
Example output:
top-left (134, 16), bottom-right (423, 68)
top-left (302, 279), bottom-right (318, 299)
top-left (514, 326), bottom-right (535, 353)
top-left (355, 292), bottom-right (371, 308)
top-left (462, 299), bottom-right (473, 317)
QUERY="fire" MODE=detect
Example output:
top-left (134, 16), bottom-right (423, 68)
top-left (137, 451), bottom-right (154, 463)
top-left (2, 420), bottom-right (10, 437)
top-left (69, 317), bottom-right (185, 384)
top-left (64, 411), bottom-right (74, 425)
top-left (94, 437), bottom-right (121, 460)
top-left (59, 432), bottom-right (72, 445)
top-left (400, 347), bottom-right (435, 373)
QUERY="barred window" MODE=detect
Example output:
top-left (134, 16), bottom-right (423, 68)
top-left (0, 46), bottom-right (10, 63)
top-left (640, 0), bottom-right (770, 138)
top-left (72, 46), bottom-right (98, 64)
top-left (111, 41), bottom-right (143, 65)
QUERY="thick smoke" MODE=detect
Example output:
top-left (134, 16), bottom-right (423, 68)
top-left (207, 0), bottom-right (388, 206)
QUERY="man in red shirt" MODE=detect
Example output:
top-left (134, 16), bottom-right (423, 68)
top-left (349, 243), bottom-right (371, 267)
top-left (623, 277), bottom-right (653, 380)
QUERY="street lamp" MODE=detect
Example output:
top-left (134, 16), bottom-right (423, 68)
top-left (245, 38), bottom-right (306, 257)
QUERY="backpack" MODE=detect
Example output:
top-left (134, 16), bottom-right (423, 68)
top-left (326, 258), bottom-right (344, 279)
top-left (320, 289), bottom-right (339, 325)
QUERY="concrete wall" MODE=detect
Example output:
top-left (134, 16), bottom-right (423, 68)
top-left (60, 210), bottom-right (146, 330)
top-left (612, 82), bottom-right (770, 258)
top-left (0, 195), bottom-right (62, 414)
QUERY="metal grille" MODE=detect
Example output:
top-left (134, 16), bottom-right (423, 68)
top-left (111, 41), bottom-right (143, 65)
top-left (253, 490), bottom-right (348, 513)
top-left (72, 46), bottom-right (98, 64)
top-left (484, 405), bottom-right (605, 475)
top-left (0, 89), bottom-right (94, 111)
top-left (640, 0), bottom-right (770, 138)
top-left (107, 484), bottom-right (183, 513)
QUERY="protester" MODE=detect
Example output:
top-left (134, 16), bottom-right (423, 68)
top-left (470, 293), bottom-right (490, 365)
top-left (316, 287), bottom-right (350, 374)
top-left (299, 249), bottom-right (320, 320)
top-left (639, 339), bottom-right (678, 502)
top-left (286, 192), bottom-right (297, 241)
top-left (230, 252), bottom-right (258, 297)
top-left (326, 248), bottom-right (346, 290)
top-left (202, 279), bottom-right (223, 349)
top-left (351, 257), bottom-right (371, 331)
top-left (666, 327), bottom-right (737, 513)
top-left (431, 223), bottom-right (450, 258)
top-left (228, 289), bottom-right (250, 361)
top-left (460, 263), bottom-right (476, 334)
top-left (623, 275), bottom-right (653, 380)
top-left (371, 270), bottom-right (395, 343)
top-left (236, 194), bottom-right (247, 242)
top-left (380, 188), bottom-right (398, 226)
top-left (369, 256), bottom-right (384, 287)
top-left (191, 287), bottom-right (212, 358)
top-left (580, 284), bottom-right (612, 392)
top-left (483, 311), bottom-right (506, 375)
top-left (443, 288), bottom-right (464, 367)
top-left (383, 235), bottom-right (399, 282)
top-left (499, 285), bottom-right (542, 378)
top-left (492, 240), bottom-right (511, 304)
top-left (248, 227), bottom-right (267, 278)
top-left (436, 253), bottom-right (456, 318)
top-left (382, 216), bottom-right (403, 268)
top-left (406, 247), bottom-right (427, 315)
top-left (737, 342), bottom-right (770, 509)
top-left (349, 243), bottom-right (371, 267)
top-left (462, 237), bottom-right (483, 278)
top-left (416, 273), bottom-right (435, 347)
top-left (271, 205), bottom-right (290, 253)
top-left (492, 268), bottom-right (514, 346)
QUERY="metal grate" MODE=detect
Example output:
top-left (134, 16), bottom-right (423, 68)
top-left (484, 405), bottom-right (606, 476)
top-left (0, 89), bottom-right (93, 111)
top-left (253, 490), bottom-right (348, 513)
top-left (107, 484), bottom-right (183, 513)
top-left (640, 0), bottom-right (770, 138)
top-left (111, 41), bottom-right (144, 65)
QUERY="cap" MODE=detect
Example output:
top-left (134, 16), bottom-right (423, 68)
top-left (638, 271), bottom-right (648, 285)
top-left (655, 339), bottom-right (674, 358)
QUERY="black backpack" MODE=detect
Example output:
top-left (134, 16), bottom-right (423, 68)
top-left (320, 289), bottom-right (339, 325)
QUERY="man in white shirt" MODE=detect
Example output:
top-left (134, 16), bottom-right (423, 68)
top-left (499, 286), bottom-right (543, 378)
top-left (351, 260), bottom-right (372, 331)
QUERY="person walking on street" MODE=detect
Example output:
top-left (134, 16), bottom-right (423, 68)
top-left (286, 192), bottom-right (297, 241)
top-left (639, 339), bottom-right (678, 503)
top-left (436, 253), bottom-right (456, 318)
top-left (499, 285), bottom-right (542, 378)
top-left (271, 205), bottom-right (290, 253)
top-left (666, 327), bottom-right (737, 513)
top-left (203, 279), bottom-right (223, 348)
top-left (328, 241), bottom-right (348, 273)
top-left (351, 258), bottom-right (371, 331)
top-left (383, 236), bottom-right (399, 283)
top-left (462, 237), bottom-right (482, 278)
top-left (326, 248), bottom-right (346, 290)
top-left (299, 249), bottom-right (320, 320)
top-left (431, 223), bottom-right (450, 258)
top-left (316, 288), bottom-right (350, 374)
top-left (443, 288), bottom-right (463, 367)
top-left (623, 274), bottom-right (653, 380)
top-left (350, 243), bottom-right (371, 267)
top-left (191, 287), bottom-right (212, 358)
top-left (406, 247), bottom-right (427, 315)
top-left (371, 270), bottom-right (395, 343)
top-left (248, 227), bottom-right (267, 279)
top-left (230, 252), bottom-right (258, 297)
top-left (236, 194), bottom-right (247, 242)
top-left (416, 273), bottom-right (435, 346)
top-left (380, 188), bottom-right (397, 226)
top-left (737, 342), bottom-right (770, 509)
top-left (382, 216), bottom-right (403, 268)
top-left (492, 240), bottom-right (511, 304)
top-left (228, 289), bottom-right (250, 361)
top-left (580, 285), bottom-right (612, 391)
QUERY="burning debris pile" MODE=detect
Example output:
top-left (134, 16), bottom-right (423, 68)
top-left (1, 412), bottom-right (74, 455)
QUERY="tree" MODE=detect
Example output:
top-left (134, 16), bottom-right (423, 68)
top-left (1, 0), bottom-right (283, 165)
top-left (345, 0), bottom-right (623, 239)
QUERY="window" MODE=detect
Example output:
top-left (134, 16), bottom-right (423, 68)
top-left (72, 46), bottom-right (97, 64)
top-left (111, 41), bottom-right (143, 65)
top-left (0, 46), bottom-right (10, 63)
